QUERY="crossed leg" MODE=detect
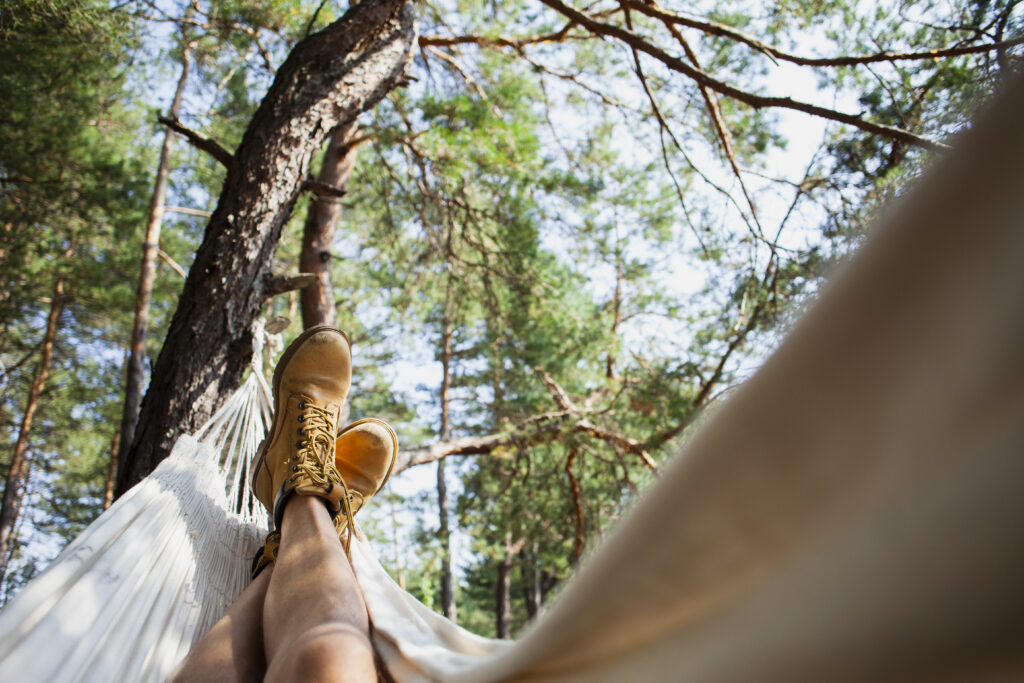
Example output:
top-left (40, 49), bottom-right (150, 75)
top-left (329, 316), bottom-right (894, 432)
top-left (263, 497), bottom-right (376, 682)
top-left (170, 497), bottom-right (375, 683)
top-left (170, 562), bottom-right (270, 683)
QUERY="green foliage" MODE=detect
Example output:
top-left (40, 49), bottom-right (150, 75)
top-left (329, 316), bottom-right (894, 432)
top-left (0, 0), bottom-right (151, 594)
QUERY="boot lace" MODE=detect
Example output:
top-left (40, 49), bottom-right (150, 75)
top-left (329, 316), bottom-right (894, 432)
top-left (291, 399), bottom-right (357, 555)
top-left (336, 482), bottom-right (356, 558)
top-left (290, 400), bottom-right (341, 487)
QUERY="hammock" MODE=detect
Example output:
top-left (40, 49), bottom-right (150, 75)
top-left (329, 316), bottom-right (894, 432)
top-left (1, 75), bottom-right (1022, 683)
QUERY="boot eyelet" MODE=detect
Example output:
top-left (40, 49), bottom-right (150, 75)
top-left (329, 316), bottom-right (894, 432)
top-left (297, 415), bottom-right (304, 422)
top-left (298, 401), bottom-right (306, 409)
top-left (297, 428), bottom-right (303, 435)
top-left (295, 441), bottom-right (303, 448)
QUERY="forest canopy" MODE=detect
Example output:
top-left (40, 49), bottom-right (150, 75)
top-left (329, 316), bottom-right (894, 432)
top-left (1, 0), bottom-right (1020, 635)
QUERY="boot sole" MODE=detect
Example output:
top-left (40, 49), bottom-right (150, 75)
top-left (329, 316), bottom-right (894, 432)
top-left (251, 325), bottom-right (352, 518)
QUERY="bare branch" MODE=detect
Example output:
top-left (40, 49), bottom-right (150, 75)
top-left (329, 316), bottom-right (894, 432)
top-left (157, 116), bottom-right (234, 168)
top-left (661, 17), bottom-right (766, 243)
top-left (539, 0), bottom-right (949, 150)
top-left (613, 24), bottom-right (736, 253)
top-left (304, 0), bottom-right (329, 38)
top-left (418, 22), bottom-right (579, 50)
top-left (157, 249), bottom-right (187, 279)
top-left (302, 178), bottom-right (347, 199)
top-left (645, 259), bottom-right (781, 451)
top-left (264, 273), bottom-right (318, 297)
top-left (423, 45), bottom-right (496, 110)
top-left (620, 0), bottom-right (1024, 68)
top-left (164, 205), bottom-right (212, 218)
top-left (540, 370), bottom-right (577, 412)
top-left (574, 418), bottom-right (658, 472)
top-left (541, 370), bottom-right (658, 471)
top-left (565, 446), bottom-right (585, 562)
top-left (393, 423), bottom-right (564, 473)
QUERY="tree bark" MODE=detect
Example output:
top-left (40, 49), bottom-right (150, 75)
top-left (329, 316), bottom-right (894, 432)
top-left (389, 494), bottom-right (405, 590)
top-left (522, 543), bottom-right (544, 620)
top-left (103, 424), bottom-right (120, 511)
top-left (115, 0), bottom-right (416, 496)
top-left (118, 25), bottom-right (192, 462)
top-left (0, 274), bottom-right (64, 584)
top-left (496, 529), bottom-right (513, 639)
top-left (438, 303), bottom-right (456, 621)
top-left (300, 121), bottom-right (361, 328)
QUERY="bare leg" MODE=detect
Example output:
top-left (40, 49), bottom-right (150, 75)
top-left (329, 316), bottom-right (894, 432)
top-left (263, 496), bottom-right (376, 683)
top-left (169, 566), bottom-right (270, 683)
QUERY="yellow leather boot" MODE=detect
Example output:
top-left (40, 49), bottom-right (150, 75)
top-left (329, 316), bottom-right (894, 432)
top-left (333, 418), bottom-right (398, 554)
top-left (251, 325), bottom-right (352, 529)
top-left (250, 419), bottom-right (396, 577)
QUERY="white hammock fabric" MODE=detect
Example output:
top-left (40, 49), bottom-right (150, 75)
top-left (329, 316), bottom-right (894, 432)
top-left (0, 347), bottom-right (273, 682)
top-left (1, 75), bottom-right (1023, 683)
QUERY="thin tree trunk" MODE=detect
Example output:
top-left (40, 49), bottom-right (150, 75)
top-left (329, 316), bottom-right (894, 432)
top-left (0, 274), bottom-right (65, 584)
top-left (300, 120), bottom-right (360, 328)
top-left (438, 300), bottom-right (456, 621)
top-left (0, 222), bottom-right (14, 314)
top-left (437, 459), bottom-right (454, 617)
top-left (117, 15), bottom-right (193, 463)
top-left (115, 0), bottom-right (415, 496)
top-left (103, 425), bottom-right (120, 511)
top-left (606, 240), bottom-right (623, 379)
top-left (389, 495), bottom-right (405, 590)
top-left (523, 542), bottom-right (544, 620)
top-left (496, 530), bottom-right (513, 639)
top-left (105, 351), bottom-right (129, 510)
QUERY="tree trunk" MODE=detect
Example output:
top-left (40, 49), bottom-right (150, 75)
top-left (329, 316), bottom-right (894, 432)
top-left (0, 274), bottom-right (64, 584)
top-left (496, 530), bottom-right (513, 639)
top-left (389, 494), bottom-right (405, 590)
top-left (438, 302), bottom-right (456, 621)
top-left (118, 25), bottom-right (192, 462)
top-left (522, 543), bottom-right (544, 620)
top-left (103, 425), bottom-right (120, 511)
top-left (115, 0), bottom-right (416, 496)
top-left (437, 459), bottom-right (455, 619)
top-left (300, 121), bottom-right (360, 328)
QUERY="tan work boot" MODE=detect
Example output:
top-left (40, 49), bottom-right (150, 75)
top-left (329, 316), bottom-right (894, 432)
top-left (332, 418), bottom-right (398, 554)
top-left (250, 420), bottom-right (396, 577)
top-left (251, 325), bottom-right (352, 529)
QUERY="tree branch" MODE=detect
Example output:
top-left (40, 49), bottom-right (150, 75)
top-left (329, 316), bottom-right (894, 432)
top-left (538, 0), bottom-right (949, 150)
top-left (265, 273), bottom-right (318, 297)
top-left (620, 0), bottom-right (1024, 68)
top-left (157, 249), bottom-right (187, 278)
top-left (645, 260), bottom-right (781, 451)
top-left (661, 15), bottom-right (766, 244)
top-left (418, 22), bottom-right (579, 50)
top-left (565, 446), bottom-right (585, 563)
top-left (157, 116), bottom-right (234, 168)
top-left (301, 178), bottom-right (347, 198)
top-left (165, 205), bottom-right (213, 217)
top-left (573, 418), bottom-right (658, 472)
top-left (423, 45), bottom-right (495, 109)
top-left (541, 370), bottom-right (658, 471)
top-left (393, 424), bottom-right (564, 474)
